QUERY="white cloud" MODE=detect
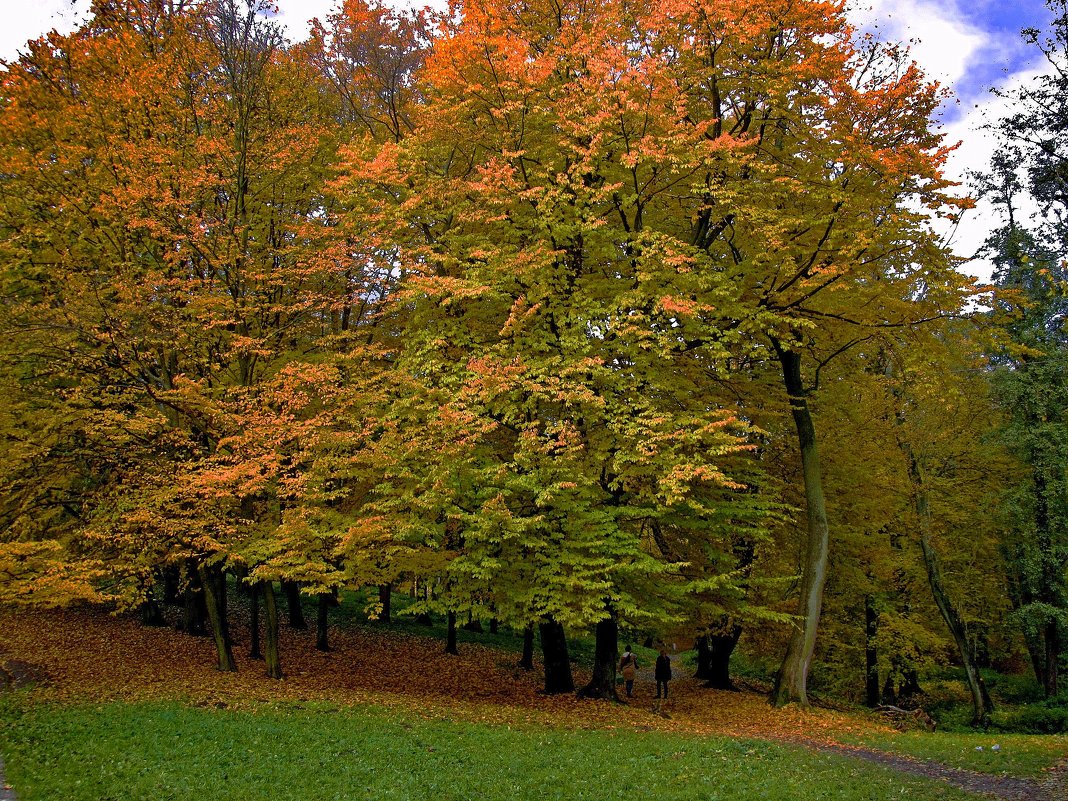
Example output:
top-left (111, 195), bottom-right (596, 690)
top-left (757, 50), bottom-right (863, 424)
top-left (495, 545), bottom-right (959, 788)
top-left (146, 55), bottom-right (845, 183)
top-left (938, 68), bottom-right (1048, 283)
top-left (845, 2), bottom-right (1050, 283)
top-left (847, 0), bottom-right (989, 90)
top-left (0, 0), bottom-right (92, 63)
top-left (273, 0), bottom-right (338, 44)
top-left (0, 0), bottom-right (343, 62)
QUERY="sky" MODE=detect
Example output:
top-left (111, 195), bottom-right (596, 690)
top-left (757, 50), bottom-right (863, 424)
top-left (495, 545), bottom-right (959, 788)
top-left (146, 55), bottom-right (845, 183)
top-left (0, 0), bottom-right (1058, 280)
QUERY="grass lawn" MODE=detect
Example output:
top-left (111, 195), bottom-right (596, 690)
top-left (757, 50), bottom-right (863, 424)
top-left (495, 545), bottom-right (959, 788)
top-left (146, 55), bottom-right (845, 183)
top-left (0, 698), bottom-right (983, 801)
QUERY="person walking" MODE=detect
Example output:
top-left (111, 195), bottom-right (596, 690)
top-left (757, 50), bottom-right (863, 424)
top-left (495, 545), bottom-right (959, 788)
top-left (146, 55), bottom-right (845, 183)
top-left (655, 648), bottom-right (672, 700)
top-left (620, 644), bottom-right (638, 698)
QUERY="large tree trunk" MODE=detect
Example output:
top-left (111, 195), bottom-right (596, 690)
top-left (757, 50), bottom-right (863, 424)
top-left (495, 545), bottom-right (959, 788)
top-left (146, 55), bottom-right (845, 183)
top-left (865, 594), bottom-right (881, 708)
top-left (697, 624), bottom-right (742, 690)
top-left (162, 566), bottom-right (181, 605)
top-left (316, 592), bottom-right (332, 652)
top-left (920, 532), bottom-right (992, 724)
top-left (772, 344), bottom-right (831, 707)
top-left (539, 619), bottom-right (574, 694)
top-left (519, 625), bottom-right (535, 670)
top-left (1033, 472), bottom-right (1062, 697)
top-left (199, 564), bottom-right (236, 672)
top-left (378, 584), bottom-right (392, 623)
top-left (182, 559), bottom-right (208, 636)
top-left (263, 581), bottom-right (284, 680)
top-left (283, 580), bottom-right (307, 630)
top-left (249, 581), bottom-right (262, 660)
top-left (695, 635), bottom-right (713, 679)
top-left (446, 611), bottom-right (459, 655)
top-left (1044, 622), bottom-right (1059, 697)
top-left (911, 455), bottom-right (991, 726)
top-left (578, 614), bottom-right (619, 700)
top-left (139, 584), bottom-right (167, 627)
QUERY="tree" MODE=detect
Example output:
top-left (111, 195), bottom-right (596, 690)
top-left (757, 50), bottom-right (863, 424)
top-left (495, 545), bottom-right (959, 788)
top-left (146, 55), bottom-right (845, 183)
top-left (675, 19), bottom-right (973, 707)
top-left (333, 0), bottom-right (791, 697)
top-left (891, 339), bottom-right (1007, 725)
top-left (979, 0), bottom-right (1068, 698)
top-left (0, 0), bottom-right (340, 675)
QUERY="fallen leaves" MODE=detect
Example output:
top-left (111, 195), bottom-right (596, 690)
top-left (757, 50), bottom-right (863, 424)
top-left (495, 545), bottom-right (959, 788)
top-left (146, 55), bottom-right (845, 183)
top-left (0, 604), bottom-right (896, 748)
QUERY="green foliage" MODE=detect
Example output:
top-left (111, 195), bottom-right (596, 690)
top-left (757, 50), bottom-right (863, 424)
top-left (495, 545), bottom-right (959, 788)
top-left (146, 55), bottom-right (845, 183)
top-left (979, 0), bottom-right (1068, 698)
top-left (0, 699), bottom-right (980, 801)
top-left (996, 695), bottom-right (1068, 734)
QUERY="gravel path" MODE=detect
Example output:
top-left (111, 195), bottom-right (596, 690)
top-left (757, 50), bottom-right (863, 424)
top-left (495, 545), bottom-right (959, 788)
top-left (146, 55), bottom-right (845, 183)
top-left (802, 741), bottom-right (1067, 801)
top-left (0, 757), bottom-right (16, 801)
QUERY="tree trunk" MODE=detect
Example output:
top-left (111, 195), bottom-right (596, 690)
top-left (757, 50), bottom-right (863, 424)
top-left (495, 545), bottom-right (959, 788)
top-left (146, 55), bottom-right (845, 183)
top-left (378, 584), bottom-right (392, 623)
top-left (881, 667), bottom-right (923, 706)
top-left (701, 625), bottom-right (742, 690)
top-left (198, 564), bottom-right (236, 672)
top-left (695, 635), bottom-right (713, 679)
top-left (490, 618), bottom-right (499, 634)
top-left (539, 619), bottom-right (574, 694)
top-left (446, 611), bottom-right (459, 655)
top-left (578, 613), bottom-right (619, 700)
top-left (772, 343), bottom-right (830, 708)
top-left (912, 455), bottom-right (990, 726)
top-left (249, 582), bottom-right (262, 660)
top-left (263, 581), bottom-right (284, 679)
top-left (162, 566), bottom-right (181, 605)
top-left (139, 588), bottom-right (167, 627)
top-left (463, 613), bottom-right (484, 633)
top-left (283, 580), bottom-right (307, 630)
top-left (1034, 472), bottom-right (1062, 697)
top-left (519, 625), bottom-right (535, 670)
top-left (316, 592), bottom-right (331, 652)
top-left (182, 560), bottom-right (208, 636)
top-left (1044, 621), bottom-right (1059, 697)
top-left (900, 669), bottom-right (924, 704)
top-left (865, 594), bottom-right (880, 708)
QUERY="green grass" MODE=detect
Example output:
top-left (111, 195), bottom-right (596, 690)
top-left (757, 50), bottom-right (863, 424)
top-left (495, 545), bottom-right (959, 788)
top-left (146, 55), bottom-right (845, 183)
top-left (839, 729), bottom-right (1067, 777)
top-left (0, 698), bottom-right (985, 801)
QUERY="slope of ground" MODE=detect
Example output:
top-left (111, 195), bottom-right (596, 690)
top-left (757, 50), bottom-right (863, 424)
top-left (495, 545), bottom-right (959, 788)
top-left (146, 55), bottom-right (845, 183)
top-left (0, 605), bottom-right (1064, 800)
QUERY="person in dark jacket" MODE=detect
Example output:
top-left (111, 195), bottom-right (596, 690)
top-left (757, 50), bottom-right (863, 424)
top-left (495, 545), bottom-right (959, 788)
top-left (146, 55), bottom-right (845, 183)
top-left (620, 644), bottom-right (638, 698)
top-left (655, 648), bottom-right (672, 699)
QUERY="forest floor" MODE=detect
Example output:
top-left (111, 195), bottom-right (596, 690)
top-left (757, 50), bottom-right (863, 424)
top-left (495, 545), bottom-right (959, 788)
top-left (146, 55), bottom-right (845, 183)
top-left (0, 605), bottom-right (1065, 800)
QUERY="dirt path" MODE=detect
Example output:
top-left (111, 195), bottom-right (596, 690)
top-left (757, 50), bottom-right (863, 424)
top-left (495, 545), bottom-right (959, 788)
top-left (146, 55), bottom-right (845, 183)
top-left (796, 741), bottom-right (1065, 801)
top-left (0, 757), bottom-right (16, 801)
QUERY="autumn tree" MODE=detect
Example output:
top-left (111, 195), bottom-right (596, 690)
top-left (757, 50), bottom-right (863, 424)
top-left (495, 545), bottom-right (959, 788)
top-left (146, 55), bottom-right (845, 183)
top-left (632, 1), bottom-right (972, 706)
top-left (861, 337), bottom-right (1008, 722)
top-left (0, 0), bottom-right (341, 675)
top-left (0, 0), bottom-right (978, 708)
top-left (332, 0), bottom-right (794, 696)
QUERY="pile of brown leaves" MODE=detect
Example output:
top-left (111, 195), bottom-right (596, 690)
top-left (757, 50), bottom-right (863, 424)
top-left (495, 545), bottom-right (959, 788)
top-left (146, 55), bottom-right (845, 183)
top-left (0, 605), bottom-right (891, 746)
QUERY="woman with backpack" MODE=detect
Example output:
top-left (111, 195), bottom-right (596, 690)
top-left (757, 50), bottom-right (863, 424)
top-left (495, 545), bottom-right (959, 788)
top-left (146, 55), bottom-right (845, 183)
top-left (619, 644), bottom-right (638, 698)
